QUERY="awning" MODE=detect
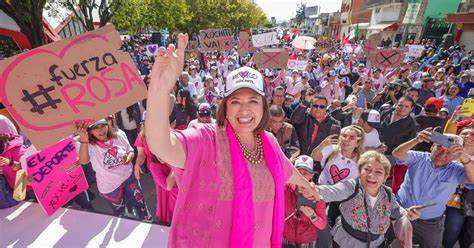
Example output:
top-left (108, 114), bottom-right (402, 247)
top-left (368, 22), bottom-right (398, 31)
top-left (350, 22), bottom-right (370, 29)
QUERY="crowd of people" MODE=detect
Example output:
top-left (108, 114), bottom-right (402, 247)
top-left (1, 29), bottom-right (474, 248)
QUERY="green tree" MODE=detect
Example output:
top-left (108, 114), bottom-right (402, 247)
top-left (148, 0), bottom-right (191, 32)
top-left (46, 0), bottom-right (112, 31)
top-left (0, 0), bottom-right (47, 48)
top-left (183, 0), bottom-right (267, 33)
top-left (111, 0), bottom-right (148, 35)
top-left (295, 1), bottom-right (306, 25)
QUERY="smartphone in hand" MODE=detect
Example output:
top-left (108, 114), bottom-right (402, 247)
top-left (412, 202), bottom-right (437, 210)
top-left (356, 94), bottom-right (366, 108)
top-left (330, 124), bottom-right (341, 137)
top-left (430, 132), bottom-right (454, 148)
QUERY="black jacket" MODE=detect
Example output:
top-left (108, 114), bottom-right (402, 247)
top-left (414, 114), bottom-right (447, 152)
top-left (330, 108), bottom-right (355, 128)
top-left (379, 109), bottom-right (420, 154)
top-left (290, 101), bottom-right (340, 155)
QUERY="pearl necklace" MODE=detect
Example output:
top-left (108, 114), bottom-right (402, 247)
top-left (236, 134), bottom-right (263, 164)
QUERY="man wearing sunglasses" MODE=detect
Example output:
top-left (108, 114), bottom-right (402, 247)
top-left (290, 92), bottom-right (340, 156)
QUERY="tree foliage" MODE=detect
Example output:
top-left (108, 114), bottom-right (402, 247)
top-left (110, 0), bottom-right (148, 35)
top-left (111, 0), bottom-right (268, 33)
top-left (46, 0), bottom-right (112, 31)
top-left (0, 0), bottom-right (47, 48)
top-left (295, 1), bottom-right (306, 25)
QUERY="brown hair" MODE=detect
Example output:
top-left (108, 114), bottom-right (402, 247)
top-left (0, 134), bottom-right (12, 154)
top-left (216, 93), bottom-right (270, 134)
top-left (88, 123), bottom-right (118, 144)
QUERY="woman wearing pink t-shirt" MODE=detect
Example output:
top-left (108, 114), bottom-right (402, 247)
top-left (135, 112), bottom-right (177, 224)
top-left (145, 34), bottom-right (319, 247)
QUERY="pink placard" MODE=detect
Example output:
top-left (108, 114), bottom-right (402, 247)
top-left (25, 137), bottom-right (88, 216)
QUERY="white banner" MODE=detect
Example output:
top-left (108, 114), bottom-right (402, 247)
top-left (252, 32), bottom-right (279, 47)
top-left (406, 45), bottom-right (425, 57)
top-left (287, 60), bottom-right (308, 71)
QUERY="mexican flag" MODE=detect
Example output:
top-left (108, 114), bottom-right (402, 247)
top-left (341, 24), bottom-right (359, 45)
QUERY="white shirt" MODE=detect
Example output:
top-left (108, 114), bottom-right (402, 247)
top-left (320, 81), bottom-right (341, 103)
top-left (290, 81), bottom-right (309, 101)
top-left (364, 129), bottom-right (382, 149)
top-left (76, 130), bottom-right (133, 194)
top-left (372, 76), bottom-right (387, 93)
top-left (318, 145), bottom-right (359, 185)
top-left (284, 76), bottom-right (301, 96)
top-left (187, 118), bottom-right (216, 129)
top-left (180, 82), bottom-right (198, 98)
top-left (189, 75), bottom-right (203, 92)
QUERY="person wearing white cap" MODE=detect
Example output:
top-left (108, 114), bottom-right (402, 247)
top-left (456, 71), bottom-right (474, 98)
top-left (209, 65), bottom-right (224, 91)
top-left (433, 68), bottom-right (447, 97)
top-left (320, 70), bottom-right (341, 103)
top-left (145, 34), bottom-right (319, 247)
top-left (177, 71), bottom-right (198, 98)
top-left (283, 155), bottom-right (327, 247)
top-left (358, 110), bottom-right (386, 152)
top-left (189, 65), bottom-right (203, 92)
top-left (74, 119), bottom-right (152, 221)
top-left (372, 68), bottom-right (387, 93)
top-left (197, 74), bottom-right (220, 107)
top-left (187, 103), bottom-right (216, 129)
top-left (284, 69), bottom-right (301, 98)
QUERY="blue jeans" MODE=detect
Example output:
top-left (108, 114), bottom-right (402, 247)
top-left (443, 206), bottom-right (465, 248)
top-left (101, 174), bottom-right (151, 221)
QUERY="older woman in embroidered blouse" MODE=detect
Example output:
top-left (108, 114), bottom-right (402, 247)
top-left (313, 151), bottom-right (421, 248)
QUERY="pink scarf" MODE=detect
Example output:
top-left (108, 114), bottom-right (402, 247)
top-left (226, 123), bottom-right (284, 248)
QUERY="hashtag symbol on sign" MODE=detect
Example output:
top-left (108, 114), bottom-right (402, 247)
top-left (21, 84), bottom-right (62, 114)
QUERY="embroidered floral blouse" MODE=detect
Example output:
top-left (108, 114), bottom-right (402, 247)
top-left (319, 178), bottom-right (405, 248)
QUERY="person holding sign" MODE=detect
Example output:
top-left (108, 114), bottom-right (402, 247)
top-left (74, 120), bottom-right (152, 221)
top-left (145, 33), bottom-right (319, 247)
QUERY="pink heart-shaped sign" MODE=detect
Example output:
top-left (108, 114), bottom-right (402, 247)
top-left (329, 164), bottom-right (350, 183)
top-left (375, 49), bottom-right (402, 67)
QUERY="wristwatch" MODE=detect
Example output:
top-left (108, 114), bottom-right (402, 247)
top-left (8, 159), bottom-right (14, 166)
top-left (310, 214), bottom-right (317, 221)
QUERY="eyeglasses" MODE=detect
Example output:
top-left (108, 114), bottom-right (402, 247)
top-left (312, 104), bottom-right (326, 109)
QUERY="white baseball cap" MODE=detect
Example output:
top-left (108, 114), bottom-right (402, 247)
top-left (361, 109), bottom-right (381, 129)
top-left (224, 66), bottom-right (264, 97)
top-left (294, 155), bottom-right (314, 173)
